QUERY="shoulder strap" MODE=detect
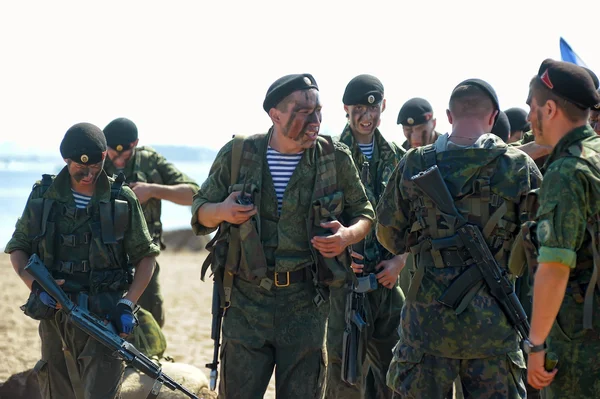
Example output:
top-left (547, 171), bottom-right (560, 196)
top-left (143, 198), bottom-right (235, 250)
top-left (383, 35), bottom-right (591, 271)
top-left (231, 134), bottom-right (246, 184)
top-left (422, 146), bottom-right (437, 168)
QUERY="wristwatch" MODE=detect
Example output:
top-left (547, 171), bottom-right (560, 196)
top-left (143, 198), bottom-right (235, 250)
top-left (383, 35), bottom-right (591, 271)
top-left (523, 339), bottom-right (546, 354)
top-left (118, 298), bottom-right (136, 311)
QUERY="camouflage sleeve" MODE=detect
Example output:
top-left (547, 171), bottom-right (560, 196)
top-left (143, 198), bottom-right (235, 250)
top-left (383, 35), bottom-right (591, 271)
top-left (334, 142), bottom-right (375, 224)
top-left (4, 186), bottom-right (41, 255)
top-left (155, 152), bottom-right (200, 193)
top-left (535, 158), bottom-right (588, 268)
top-left (191, 140), bottom-right (234, 236)
top-left (376, 156), bottom-right (411, 255)
top-left (121, 186), bottom-right (160, 265)
top-left (391, 141), bottom-right (407, 161)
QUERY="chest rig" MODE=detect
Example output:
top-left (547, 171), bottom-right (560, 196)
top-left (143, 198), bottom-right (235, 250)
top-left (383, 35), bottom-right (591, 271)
top-left (406, 147), bottom-right (519, 300)
top-left (27, 173), bottom-right (131, 294)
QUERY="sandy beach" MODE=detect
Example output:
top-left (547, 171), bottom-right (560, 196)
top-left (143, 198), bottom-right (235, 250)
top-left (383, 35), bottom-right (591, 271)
top-left (0, 250), bottom-right (276, 398)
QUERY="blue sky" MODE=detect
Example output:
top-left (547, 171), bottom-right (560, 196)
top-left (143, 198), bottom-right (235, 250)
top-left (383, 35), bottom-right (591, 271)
top-left (0, 0), bottom-right (597, 154)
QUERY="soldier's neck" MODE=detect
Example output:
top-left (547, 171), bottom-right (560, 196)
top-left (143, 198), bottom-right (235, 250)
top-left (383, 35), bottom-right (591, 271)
top-left (70, 179), bottom-right (96, 197)
top-left (351, 129), bottom-right (374, 145)
top-left (269, 129), bottom-right (304, 154)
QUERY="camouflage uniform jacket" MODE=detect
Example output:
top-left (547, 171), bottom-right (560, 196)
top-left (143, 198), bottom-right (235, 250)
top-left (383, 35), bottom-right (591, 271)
top-left (5, 167), bottom-right (159, 312)
top-left (191, 130), bottom-right (375, 274)
top-left (536, 125), bottom-right (600, 334)
top-left (376, 133), bottom-right (542, 358)
top-left (104, 146), bottom-right (200, 248)
top-left (336, 125), bottom-right (404, 270)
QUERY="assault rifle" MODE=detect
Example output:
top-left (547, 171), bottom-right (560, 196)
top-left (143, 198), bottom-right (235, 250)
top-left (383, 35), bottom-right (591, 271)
top-left (410, 165), bottom-right (558, 371)
top-left (25, 254), bottom-right (201, 399)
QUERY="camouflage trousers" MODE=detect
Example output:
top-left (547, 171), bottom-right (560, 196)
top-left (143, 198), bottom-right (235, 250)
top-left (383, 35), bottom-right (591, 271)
top-left (36, 311), bottom-right (124, 399)
top-left (325, 279), bottom-right (404, 399)
top-left (542, 324), bottom-right (600, 397)
top-left (137, 260), bottom-right (165, 328)
top-left (218, 277), bottom-right (329, 399)
top-left (387, 342), bottom-right (526, 399)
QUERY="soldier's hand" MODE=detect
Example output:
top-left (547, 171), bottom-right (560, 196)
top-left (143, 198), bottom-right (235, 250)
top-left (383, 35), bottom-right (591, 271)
top-left (527, 351), bottom-right (557, 389)
top-left (219, 191), bottom-right (257, 225)
top-left (375, 255), bottom-right (405, 289)
top-left (311, 220), bottom-right (348, 258)
top-left (32, 280), bottom-right (65, 309)
top-left (129, 182), bottom-right (155, 204)
top-left (350, 251), bottom-right (364, 274)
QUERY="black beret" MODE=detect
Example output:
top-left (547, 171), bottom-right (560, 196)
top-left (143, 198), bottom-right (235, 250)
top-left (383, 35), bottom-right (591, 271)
top-left (397, 98), bottom-right (434, 126)
top-left (452, 78), bottom-right (500, 123)
top-left (103, 118), bottom-right (139, 152)
top-left (537, 59), bottom-right (600, 110)
top-left (60, 123), bottom-right (107, 165)
top-left (491, 110), bottom-right (510, 142)
top-left (504, 108), bottom-right (530, 133)
top-left (263, 73), bottom-right (318, 113)
top-left (583, 67), bottom-right (600, 90)
top-left (343, 74), bottom-right (384, 106)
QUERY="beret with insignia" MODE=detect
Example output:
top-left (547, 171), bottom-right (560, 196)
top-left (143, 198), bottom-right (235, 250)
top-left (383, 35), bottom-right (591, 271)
top-left (491, 110), bottom-right (510, 142)
top-left (452, 78), bottom-right (500, 123)
top-left (60, 123), bottom-right (107, 165)
top-left (536, 59), bottom-right (600, 110)
top-left (263, 73), bottom-right (318, 113)
top-left (103, 118), bottom-right (139, 152)
top-left (343, 74), bottom-right (384, 106)
top-left (504, 107), bottom-right (531, 133)
top-left (397, 97), bottom-right (434, 126)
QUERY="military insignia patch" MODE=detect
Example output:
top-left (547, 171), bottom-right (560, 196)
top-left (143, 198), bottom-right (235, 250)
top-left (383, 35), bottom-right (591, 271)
top-left (368, 95), bottom-right (375, 104)
top-left (407, 117), bottom-right (414, 125)
top-left (540, 69), bottom-right (554, 89)
top-left (80, 154), bottom-right (89, 163)
top-left (537, 220), bottom-right (552, 243)
top-left (303, 76), bottom-right (311, 85)
top-left (116, 144), bottom-right (123, 152)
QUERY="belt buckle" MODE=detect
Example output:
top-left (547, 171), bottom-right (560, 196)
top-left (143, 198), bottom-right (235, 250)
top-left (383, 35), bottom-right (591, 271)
top-left (274, 272), bottom-right (290, 287)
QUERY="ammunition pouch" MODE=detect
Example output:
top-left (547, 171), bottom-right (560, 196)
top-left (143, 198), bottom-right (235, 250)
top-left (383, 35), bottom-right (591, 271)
top-left (21, 293), bottom-right (56, 320)
top-left (127, 307), bottom-right (167, 358)
top-left (89, 268), bottom-right (131, 295)
top-left (309, 191), bottom-right (349, 288)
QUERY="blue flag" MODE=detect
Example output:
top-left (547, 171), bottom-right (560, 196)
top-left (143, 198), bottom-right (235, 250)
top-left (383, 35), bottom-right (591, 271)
top-left (560, 37), bottom-right (587, 67)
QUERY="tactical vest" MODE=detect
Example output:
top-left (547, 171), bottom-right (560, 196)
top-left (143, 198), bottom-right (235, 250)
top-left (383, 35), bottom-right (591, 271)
top-left (27, 174), bottom-right (131, 295)
top-left (202, 133), bottom-right (346, 306)
top-left (521, 143), bottom-right (600, 330)
top-left (129, 147), bottom-right (165, 249)
top-left (406, 147), bottom-right (520, 301)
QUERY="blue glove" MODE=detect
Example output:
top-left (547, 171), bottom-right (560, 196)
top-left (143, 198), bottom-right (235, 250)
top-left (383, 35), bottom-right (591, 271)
top-left (32, 281), bottom-right (57, 308)
top-left (108, 302), bottom-right (137, 335)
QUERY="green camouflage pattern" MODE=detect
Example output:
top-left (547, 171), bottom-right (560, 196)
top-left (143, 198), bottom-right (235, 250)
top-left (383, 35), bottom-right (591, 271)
top-left (532, 125), bottom-right (600, 398)
top-left (104, 145), bottom-right (198, 327)
top-left (218, 279), bottom-right (328, 399)
top-left (192, 132), bottom-right (375, 273)
top-left (37, 312), bottom-right (125, 399)
top-left (193, 131), bottom-right (374, 399)
top-left (326, 284), bottom-right (404, 399)
top-left (387, 347), bottom-right (526, 398)
top-left (509, 130), bottom-right (535, 146)
top-left (377, 134), bottom-right (541, 396)
top-left (104, 145), bottom-right (200, 247)
top-left (127, 307), bottom-right (167, 359)
top-left (5, 167), bottom-right (158, 399)
top-left (5, 167), bottom-right (159, 266)
top-left (325, 126), bottom-right (404, 399)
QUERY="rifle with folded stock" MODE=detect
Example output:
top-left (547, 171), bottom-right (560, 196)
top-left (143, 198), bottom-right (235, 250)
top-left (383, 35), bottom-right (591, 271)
top-left (410, 165), bottom-right (558, 371)
top-left (25, 253), bottom-right (201, 399)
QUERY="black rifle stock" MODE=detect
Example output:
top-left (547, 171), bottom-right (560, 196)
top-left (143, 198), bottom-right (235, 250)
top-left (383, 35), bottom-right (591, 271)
top-left (341, 161), bottom-right (370, 385)
top-left (410, 165), bottom-right (557, 371)
top-left (25, 254), bottom-right (201, 399)
top-left (206, 277), bottom-right (223, 391)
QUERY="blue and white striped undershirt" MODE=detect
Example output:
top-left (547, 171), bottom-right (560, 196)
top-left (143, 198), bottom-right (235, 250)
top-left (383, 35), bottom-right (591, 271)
top-left (71, 189), bottom-right (92, 209)
top-left (266, 146), bottom-right (303, 213)
top-left (358, 141), bottom-right (374, 160)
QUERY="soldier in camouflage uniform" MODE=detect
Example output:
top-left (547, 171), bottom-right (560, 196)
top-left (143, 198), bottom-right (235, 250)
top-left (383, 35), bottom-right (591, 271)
top-left (5, 123), bottom-right (159, 399)
top-left (326, 74), bottom-right (406, 399)
top-left (522, 59), bottom-right (600, 398)
top-left (192, 74), bottom-right (375, 399)
top-left (505, 108), bottom-right (531, 144)
top-left (103, 117), bottom-right (199, 328)
top-left (377, 79), bottom-right (542, 398)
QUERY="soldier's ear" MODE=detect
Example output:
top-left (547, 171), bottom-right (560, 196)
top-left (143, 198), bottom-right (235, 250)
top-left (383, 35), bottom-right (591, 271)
top-left (431, 118), bottom-right (437, 130)
top-left (446, 109), bottom-right (453, 124)
top-left (268, 108), bottom-right (281, 124)
top-left (381, 99), bottom-right (387, 113)
top-left (132, 139), bottom-right (139, 148)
